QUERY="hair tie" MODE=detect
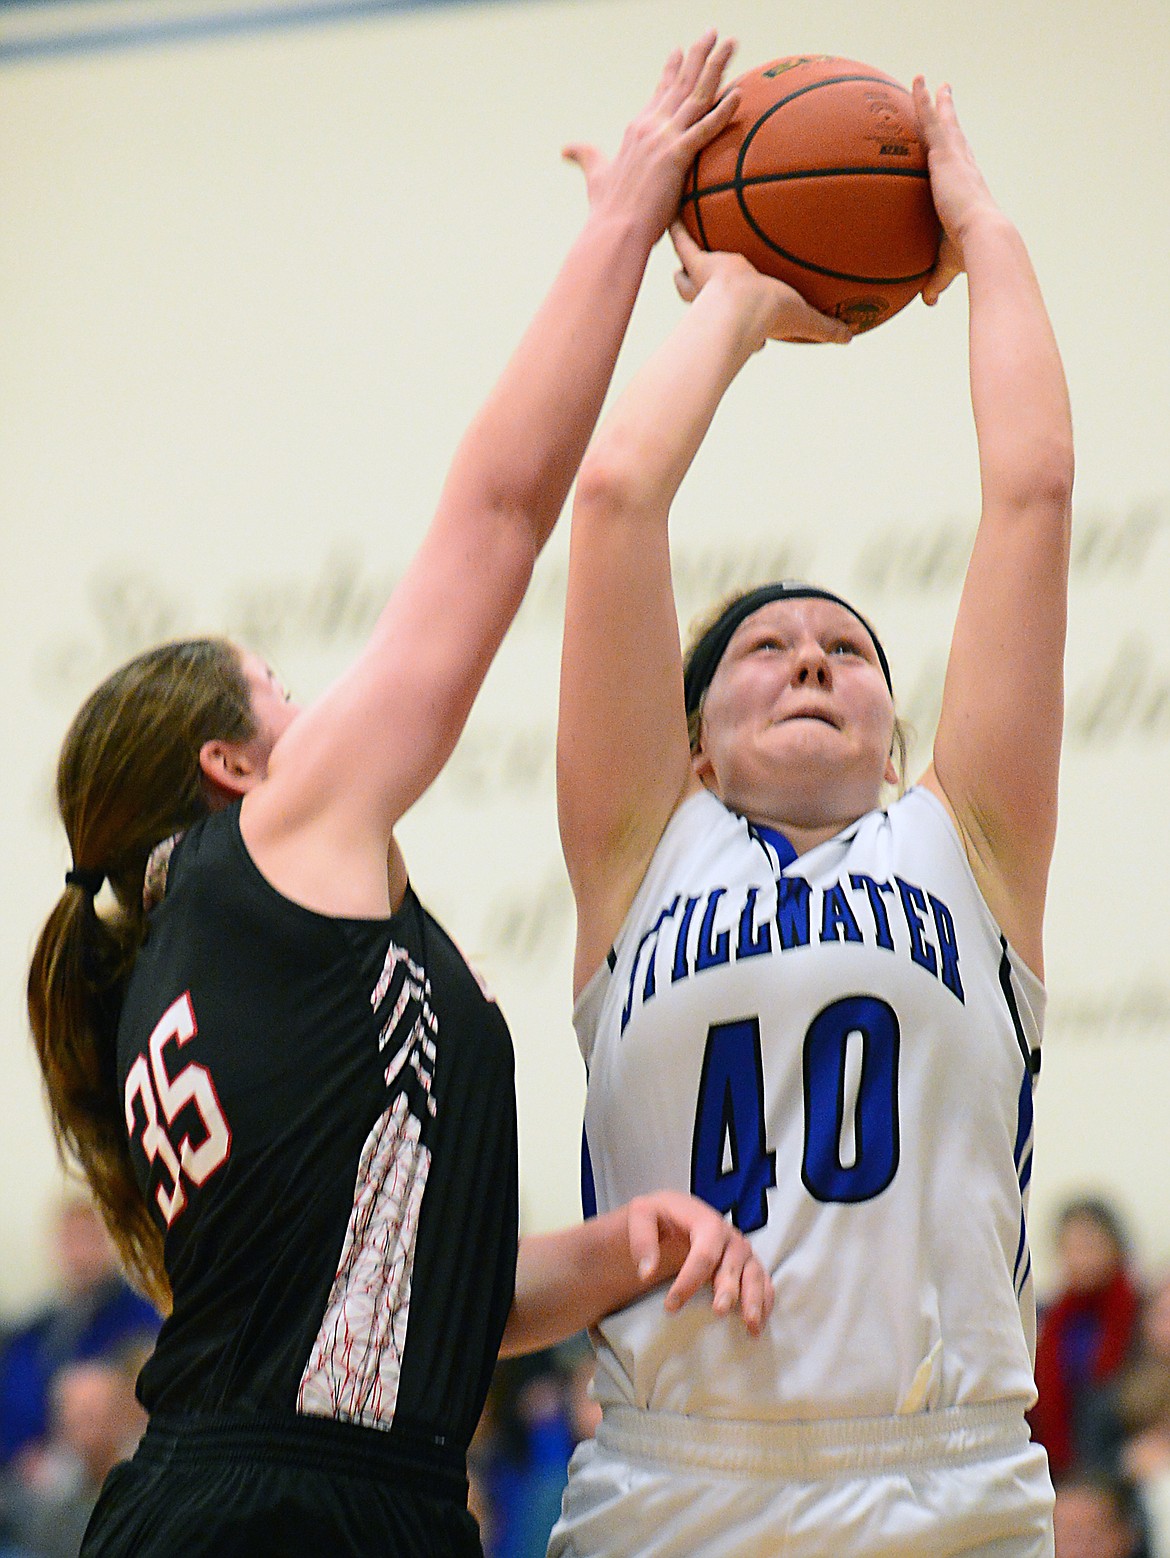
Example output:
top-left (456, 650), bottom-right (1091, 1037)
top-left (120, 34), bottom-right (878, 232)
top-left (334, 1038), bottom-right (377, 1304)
top-left (65, 866), bottom-right (106, 897)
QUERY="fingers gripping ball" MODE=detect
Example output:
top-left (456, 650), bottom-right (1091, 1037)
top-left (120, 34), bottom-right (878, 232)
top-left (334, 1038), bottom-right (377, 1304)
top-left (681, 55), bottom-right (941, 333)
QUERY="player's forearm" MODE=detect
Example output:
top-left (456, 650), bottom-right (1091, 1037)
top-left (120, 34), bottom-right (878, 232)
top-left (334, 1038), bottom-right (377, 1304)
top-left (574, 273), bottom-right (763, 527)
top-left (500, 1211), bottom-right (650, 1359)
top-left (965, 215), bottom-right (1074, 518)
top-left (435, 209), bottom-right (656, 559)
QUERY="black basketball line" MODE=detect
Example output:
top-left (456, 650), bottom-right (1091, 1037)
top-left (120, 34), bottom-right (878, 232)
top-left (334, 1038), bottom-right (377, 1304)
top-left (680, 165), bottom-right (930, 208)
top-left (738, 72), bottom-right (913, 184)
top-left (685, 174), bottom-right (934, 283)
top-left (684, 156), bottom-right (711, 252)
top-left (735, 228), bottom-right (931, 286)
top-left (737, 72), bottom-right (919, 183)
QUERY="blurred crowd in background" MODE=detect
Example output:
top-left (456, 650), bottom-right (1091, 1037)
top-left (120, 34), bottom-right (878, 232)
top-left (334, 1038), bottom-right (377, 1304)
top-left (1035, 1196), bottom-right (1170, 1558)
top-left (0, 1200), bottom-right (156, 1558)
top-left (3, 1192), bottom-right (1170, 1557)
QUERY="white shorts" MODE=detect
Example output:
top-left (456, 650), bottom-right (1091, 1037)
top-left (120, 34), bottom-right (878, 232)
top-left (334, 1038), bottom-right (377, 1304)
top-left (547, 1401), bottom-right (1054, 1558)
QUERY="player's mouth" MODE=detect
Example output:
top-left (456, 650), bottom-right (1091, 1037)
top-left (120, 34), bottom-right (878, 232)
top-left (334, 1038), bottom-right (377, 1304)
top-left (775, 703), bottom-right (840, 729)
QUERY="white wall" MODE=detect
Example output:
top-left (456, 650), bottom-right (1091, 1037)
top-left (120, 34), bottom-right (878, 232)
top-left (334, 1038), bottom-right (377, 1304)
top-left (2, 0), bottom-right (1168, 1306)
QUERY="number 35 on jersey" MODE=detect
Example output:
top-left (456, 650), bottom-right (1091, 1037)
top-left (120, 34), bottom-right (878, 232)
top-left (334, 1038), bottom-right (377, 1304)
top-left (124, 992), bottom-right (232, 1225)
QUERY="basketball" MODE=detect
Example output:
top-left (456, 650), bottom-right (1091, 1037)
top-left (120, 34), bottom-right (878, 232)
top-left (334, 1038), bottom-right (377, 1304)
top-left (680, 55), bottom-right (941, 333)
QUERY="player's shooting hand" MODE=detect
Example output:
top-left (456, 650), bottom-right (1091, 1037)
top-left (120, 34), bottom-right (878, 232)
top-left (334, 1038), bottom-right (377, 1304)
top-left (626, 1191), bottom-right (775, 1337)
top-left (913, 77), bottom-right (1004, 305)
top-left (564, 32), bottom-right (741, 246)
top-left (670, 221), bottom-right (853, 346)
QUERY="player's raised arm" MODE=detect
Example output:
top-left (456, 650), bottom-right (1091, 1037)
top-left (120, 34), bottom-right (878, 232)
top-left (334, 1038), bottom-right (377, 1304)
top-left (236, 35), bottom-right (742, 912)
top-left (558, 229), bottom-right (850, 989)
top-left (913, 80), bottom-right (1075, 974)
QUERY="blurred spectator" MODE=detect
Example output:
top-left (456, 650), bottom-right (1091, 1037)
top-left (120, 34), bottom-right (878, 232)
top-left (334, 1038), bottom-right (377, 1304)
top-left (1, 1359), bottom-right (146, 1558)
top-left (1032, 1196), bottom-right (1141, 1478)
top-left (1101, 1272), bottom-right (1170, 1557)
top-left (471, 1337), bottom-right (599, 1558)
top-left (1053, 1469), bottom-right (1147, 1558)
top-left (0, 1198), bottom-right (159, 1470)
top-left (1125, 1434), bottom-right (1170, 1558)
top-left (1118, 1273), bottom-right (1170, 1433)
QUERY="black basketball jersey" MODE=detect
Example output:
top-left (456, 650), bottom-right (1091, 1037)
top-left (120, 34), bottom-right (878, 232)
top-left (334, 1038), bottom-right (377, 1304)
top-left (116, 805), bottom-right (518, 1454)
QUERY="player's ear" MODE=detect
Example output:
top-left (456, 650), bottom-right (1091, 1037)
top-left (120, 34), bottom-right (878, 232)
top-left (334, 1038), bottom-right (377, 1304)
top-left (887, 714), bottom-right (908, 790)
top-left (690, 725), bottom-right (718, 790)
top-left (199, 738), bottom-right (265, 806)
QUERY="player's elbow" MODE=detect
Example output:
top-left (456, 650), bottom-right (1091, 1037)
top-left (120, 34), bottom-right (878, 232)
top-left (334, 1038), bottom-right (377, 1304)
top-left (574, 434), bottom-right (664, 528)
top-left (1028, 431), bottom-right (1075, 516)
top-left (992, 432), bottom-right (1075, 532)
top-left (1016, 421), bottom-right (1075, 510)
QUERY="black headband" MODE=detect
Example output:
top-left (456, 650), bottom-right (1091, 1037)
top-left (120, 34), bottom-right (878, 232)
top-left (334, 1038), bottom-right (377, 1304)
top-left (65, 866), bottom-right (106, 897)
top-left (683, 582), bottom-right (893, 721)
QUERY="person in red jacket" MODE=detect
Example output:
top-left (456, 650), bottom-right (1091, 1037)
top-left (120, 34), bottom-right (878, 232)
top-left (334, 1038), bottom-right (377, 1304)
top-left (1032, 1197), bottom-right (1141, 1477)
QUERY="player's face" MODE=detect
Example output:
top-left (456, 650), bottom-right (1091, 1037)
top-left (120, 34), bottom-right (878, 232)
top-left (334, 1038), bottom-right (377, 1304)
top-left (692, 597), bottom-right (897, 832)
top-left (236, 647), bottom-right (301, 772)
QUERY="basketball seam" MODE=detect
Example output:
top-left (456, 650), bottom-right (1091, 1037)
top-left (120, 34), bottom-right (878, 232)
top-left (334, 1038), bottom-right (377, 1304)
top-left (685, 155), bottom-right (711, 253)
top-left (737, 75), bottom-right (922, 192)
top-left (743, 250), bottom-right (933, 287)
top-left (747, 71), bottom-right (911, 122)
top-left (683, 184), bottom-right (935, 285)
top-left (680, 166), bottom-right (931, 204)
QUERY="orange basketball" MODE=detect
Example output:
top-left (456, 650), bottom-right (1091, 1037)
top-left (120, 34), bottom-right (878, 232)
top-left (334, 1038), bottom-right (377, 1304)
top-left (681, 55), bottom-right (941, 333)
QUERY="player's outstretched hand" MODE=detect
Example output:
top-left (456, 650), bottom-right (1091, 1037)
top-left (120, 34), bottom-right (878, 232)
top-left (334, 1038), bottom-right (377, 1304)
top-left (913, 77), bottom-right (1005, 306)
top-left (670, 221), bottom-right (853, 347)
top-left (626, 1190), bottom-right (774, 1336)
top-left (564, 32), bottom-right (741, 248)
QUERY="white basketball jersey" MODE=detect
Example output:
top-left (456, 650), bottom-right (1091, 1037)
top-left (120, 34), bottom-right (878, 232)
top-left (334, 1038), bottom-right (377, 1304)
top-left (577, 786), bottom-right (1042, 1423)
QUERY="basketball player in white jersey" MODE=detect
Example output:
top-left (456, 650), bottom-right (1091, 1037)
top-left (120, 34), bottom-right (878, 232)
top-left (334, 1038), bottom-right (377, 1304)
top-left (549, 79), bottom-right (1072, 1557)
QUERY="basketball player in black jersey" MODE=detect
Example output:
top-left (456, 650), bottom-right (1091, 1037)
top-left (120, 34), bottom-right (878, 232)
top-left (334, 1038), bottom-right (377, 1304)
top-left (26, 34), bottom-right (772, 1557)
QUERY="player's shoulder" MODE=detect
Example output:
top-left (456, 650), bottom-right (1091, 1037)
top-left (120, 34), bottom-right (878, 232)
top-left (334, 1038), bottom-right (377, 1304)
top-left (862, 784), bottom-right (971, 866)
top-left (890, 784), bottom-right (978, 871)
top-left (156, 807), bottom-right (236, 896)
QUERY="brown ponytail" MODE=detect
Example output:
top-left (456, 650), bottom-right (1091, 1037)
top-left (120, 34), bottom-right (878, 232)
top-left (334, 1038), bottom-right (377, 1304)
top-left (27, 639), bottom-right (256, 1310)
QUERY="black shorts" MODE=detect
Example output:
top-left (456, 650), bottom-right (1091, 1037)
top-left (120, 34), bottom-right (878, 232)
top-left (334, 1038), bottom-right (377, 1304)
top-left (82, 1412), bottom-right (483, 1558)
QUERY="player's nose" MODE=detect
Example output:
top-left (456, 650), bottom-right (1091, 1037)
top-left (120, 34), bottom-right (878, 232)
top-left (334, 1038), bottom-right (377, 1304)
top-left (792, 640), bottom-right (830, 687)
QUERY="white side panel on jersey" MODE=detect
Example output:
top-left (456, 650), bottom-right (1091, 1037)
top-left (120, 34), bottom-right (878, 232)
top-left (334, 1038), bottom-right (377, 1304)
top-left (297, 1092), bottom-right (428, 1428)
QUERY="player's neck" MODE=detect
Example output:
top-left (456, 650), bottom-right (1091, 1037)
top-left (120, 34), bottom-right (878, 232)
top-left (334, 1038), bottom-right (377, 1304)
top-left (738, 802), bottom-right (863, 860)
